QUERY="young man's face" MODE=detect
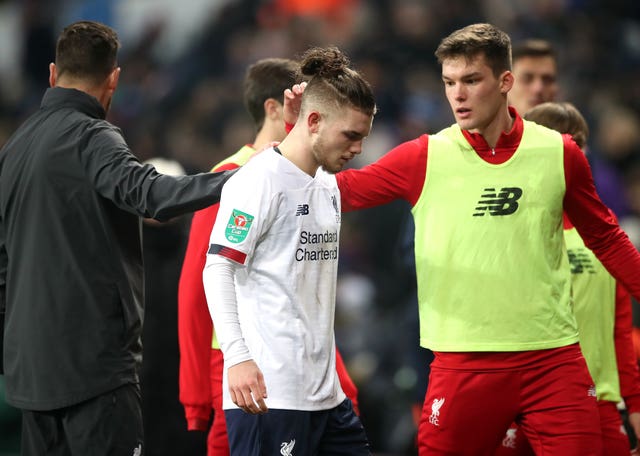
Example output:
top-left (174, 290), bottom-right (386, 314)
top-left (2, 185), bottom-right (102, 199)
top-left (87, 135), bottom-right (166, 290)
top-left (311, 107), bottom-right (373, 174)
top-left (442, 54), bottom-right (509, 133)
top-left (509, 55), bottom-right (558, 115)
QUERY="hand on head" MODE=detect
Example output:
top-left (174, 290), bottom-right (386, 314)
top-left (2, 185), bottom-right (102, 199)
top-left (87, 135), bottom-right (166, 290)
top-left (283, 82), bottom-right (307, 126)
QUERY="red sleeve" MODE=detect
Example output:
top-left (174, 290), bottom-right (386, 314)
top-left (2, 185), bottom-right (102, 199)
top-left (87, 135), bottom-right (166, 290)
top-left (178, 161), bottom-right (239, 430)
top-left (614, 282), bottom-right (640, 413)
top-left (335, 347), bottom-right (359, 415)
top-left (562, 134), bottom-right (640, 300)
top-left (336, 135), bottom-right (429, 211)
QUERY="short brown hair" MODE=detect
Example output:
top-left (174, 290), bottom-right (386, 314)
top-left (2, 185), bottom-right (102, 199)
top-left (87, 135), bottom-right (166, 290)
top-left (512, 39), bottom-right (557, 64)
top-left (55, 21), bottom-right (120, 85)
top-left (435, 23), bottom-right (512, 77)
top-left (243, 58), bottom-right (299, 131)
top-left (298, 46), bottom-right (376, 117)
top-left (524, 102), bottom-right (589, 149)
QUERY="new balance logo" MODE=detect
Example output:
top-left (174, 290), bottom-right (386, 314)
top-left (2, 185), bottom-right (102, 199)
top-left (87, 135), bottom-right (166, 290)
top-left (295, 204), bottom-right (309, 216)
top-left (567, 249), bottom-right (596, 274)
top-left (280, 439), bottom-right (295, 455)
top-left (473, 187), bottom-right (523, 216)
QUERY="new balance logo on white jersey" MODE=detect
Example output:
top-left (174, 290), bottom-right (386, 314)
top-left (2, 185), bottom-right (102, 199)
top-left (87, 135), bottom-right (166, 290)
top-left (295, 204), bottom-right (309, 216)
top-left (280, 439), bottom-right (295, 455)
top-left (429, 397), bottom-right (445, 426)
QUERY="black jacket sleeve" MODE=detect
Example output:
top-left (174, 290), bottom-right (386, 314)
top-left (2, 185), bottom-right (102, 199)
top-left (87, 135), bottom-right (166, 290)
top-left (0, 218), bottom-right (6, 375)
top-left (82, 125), bottom-right (235, 222)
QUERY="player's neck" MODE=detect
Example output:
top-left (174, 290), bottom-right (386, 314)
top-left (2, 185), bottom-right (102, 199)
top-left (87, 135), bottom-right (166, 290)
top-left (253, 123), bottom-right (285, 152)
top-left (471, 106), bottom-right (514, 149)
top-left (275, 133), bottom-right (317, 177)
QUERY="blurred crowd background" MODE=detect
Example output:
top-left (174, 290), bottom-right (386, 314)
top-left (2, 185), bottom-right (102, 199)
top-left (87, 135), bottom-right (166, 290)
top-left (1, 0), bottom-right (640, 454)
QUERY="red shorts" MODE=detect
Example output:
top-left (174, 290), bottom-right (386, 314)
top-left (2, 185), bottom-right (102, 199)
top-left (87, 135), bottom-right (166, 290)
top-left (494, 422), bottom-right (535, 456)
top-left (495, 401), bottom-right (630, 456)
top-left (598, 400), bottom-right (631, 455)
top-left (418, 347), bottom-right (602, 455)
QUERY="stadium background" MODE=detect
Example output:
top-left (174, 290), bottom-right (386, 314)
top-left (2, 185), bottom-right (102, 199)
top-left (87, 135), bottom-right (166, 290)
top-left (1, 0), bottom-right (639, 454)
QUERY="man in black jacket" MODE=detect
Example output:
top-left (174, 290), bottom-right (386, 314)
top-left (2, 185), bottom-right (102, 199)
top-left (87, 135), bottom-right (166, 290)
top-left (0, 21), bottom-right (232, 455)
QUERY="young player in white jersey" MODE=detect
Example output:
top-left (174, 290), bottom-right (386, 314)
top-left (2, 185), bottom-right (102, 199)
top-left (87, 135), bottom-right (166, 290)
top-left (203, 46), bottom-right (376, 455)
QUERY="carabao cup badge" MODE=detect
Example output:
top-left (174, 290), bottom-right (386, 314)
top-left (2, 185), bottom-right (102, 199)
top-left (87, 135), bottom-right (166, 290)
top-left (225, 209), bottom-right (254, 243)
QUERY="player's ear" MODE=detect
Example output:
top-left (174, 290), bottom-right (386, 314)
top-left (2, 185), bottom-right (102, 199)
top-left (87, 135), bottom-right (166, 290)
top-left (264, 98), bottom-right (281, 121)
top-left (107, 67), bottom-right (121, 92)
top-left (49, 63), bottom-right (57, 87)
top-left (500, 71), bottom-right (514, 95)
top-left (307, 111), bottom-right (321, 133)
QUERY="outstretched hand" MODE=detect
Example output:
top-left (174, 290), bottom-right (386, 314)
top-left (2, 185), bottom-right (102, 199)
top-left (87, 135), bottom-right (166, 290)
top-left (283, 82), bottom-right (307, 126)
top-left (227, 359), bottom-right (268, 414)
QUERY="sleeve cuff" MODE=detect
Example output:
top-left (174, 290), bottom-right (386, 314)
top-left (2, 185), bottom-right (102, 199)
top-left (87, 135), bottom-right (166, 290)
top-left (187, 417), bottom-right (210, 432)
top-left (285, 122), bottom-right (294, 134)
top-left (624, 394), bottom-right (640, 414)
top-left (183, 404), bottom-right (212, 430)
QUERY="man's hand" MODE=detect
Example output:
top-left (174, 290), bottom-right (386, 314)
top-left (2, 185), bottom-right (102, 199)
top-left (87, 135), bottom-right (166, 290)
top-left (227, 360), bottom-right (268, 414)
top-left (283, 82), bottom-right (307, 126)
top-left (628, 411), bottom-right (640, 448)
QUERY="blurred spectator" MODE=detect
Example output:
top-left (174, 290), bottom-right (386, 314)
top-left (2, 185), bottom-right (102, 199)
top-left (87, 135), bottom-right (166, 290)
top-left (589, 105), bottom-right (640, 220)
top-left (508, 39), bottom-right (559, 115)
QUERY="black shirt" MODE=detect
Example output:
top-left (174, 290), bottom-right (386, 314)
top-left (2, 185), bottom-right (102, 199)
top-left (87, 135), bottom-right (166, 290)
top-left (0, 87), bottom-right (231, 410)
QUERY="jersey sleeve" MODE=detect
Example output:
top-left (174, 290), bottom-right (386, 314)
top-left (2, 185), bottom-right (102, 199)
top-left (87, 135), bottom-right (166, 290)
top-left (177, 161), bottom-right (240, 430)
top-left (207, 167), bottom-right (275, 265)
top-left (337, 135), bottom-right (429, 211)
top-left (563, 135), bottom-right (640, 301)
top-left (204, 163), bottom-right (278, 366)
top-left (613, 282), bottom-right (640, 413)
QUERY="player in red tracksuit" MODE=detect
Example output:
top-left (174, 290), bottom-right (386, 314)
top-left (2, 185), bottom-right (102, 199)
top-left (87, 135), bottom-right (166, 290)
top-left (493, 101), bottom-right (640, 455)
top-left (178, 58), bottom-right (360, 456)
top-left (283, 23), bottom-right (640, 455)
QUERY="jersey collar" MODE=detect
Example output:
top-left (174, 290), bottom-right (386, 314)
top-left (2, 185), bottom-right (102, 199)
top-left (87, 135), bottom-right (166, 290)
top-left (460, 106), bottom-right (523, 159)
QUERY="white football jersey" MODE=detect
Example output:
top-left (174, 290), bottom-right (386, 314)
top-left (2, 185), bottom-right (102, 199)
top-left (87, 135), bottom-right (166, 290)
top-left (206, 148), bottom-right (346, 411)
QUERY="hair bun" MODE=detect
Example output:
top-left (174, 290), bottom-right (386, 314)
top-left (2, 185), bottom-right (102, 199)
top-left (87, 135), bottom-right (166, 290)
top-left (300, 46), bottom-right (350, 79)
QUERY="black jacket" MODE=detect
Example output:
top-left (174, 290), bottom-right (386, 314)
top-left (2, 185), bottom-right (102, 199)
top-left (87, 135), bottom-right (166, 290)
top-left (0, 87), bottom-right (231, 410)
